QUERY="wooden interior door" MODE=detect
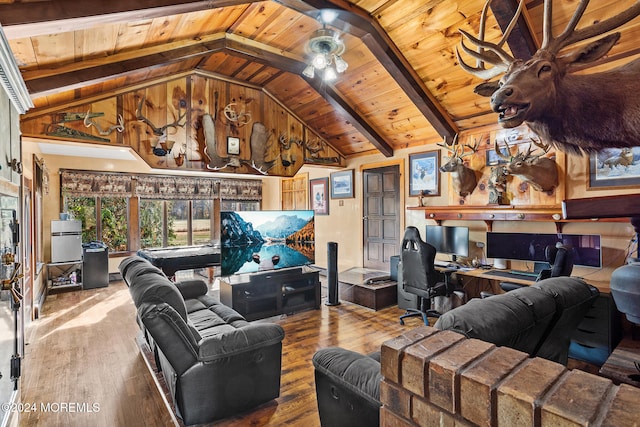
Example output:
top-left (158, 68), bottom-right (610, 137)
top-left (281, 173), bottom-right (308, 210)
top-left (363, 165), bottom-right (400, 271)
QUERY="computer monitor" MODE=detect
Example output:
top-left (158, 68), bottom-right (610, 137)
top-left (425, 225), bottom-right (469, 262)
top-left (486, 232), bottom-right (602, 268)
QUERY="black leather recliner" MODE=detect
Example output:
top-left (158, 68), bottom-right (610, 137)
top-left (120, 256), bottom-right (285, 426)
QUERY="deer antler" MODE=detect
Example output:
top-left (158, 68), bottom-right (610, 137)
top-left (494, 139), bottom-right (512, 162)
top-left (437, 134), bottom-right (460, 155)
top-left (461, 138), bottom-right (480, 158)
top-left (136, 95), bottom-right (187, 137)
top-left (543, 0), bottom-right (640, 54)
top-left (84, 111), bottom-right (124, 135)
top-left (456, 0), bottom-right (525, 79)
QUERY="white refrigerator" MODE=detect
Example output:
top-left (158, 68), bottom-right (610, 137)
top-left (51, 220), bottom-right (83, 262)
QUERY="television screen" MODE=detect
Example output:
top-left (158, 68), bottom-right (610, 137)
top-left (425, 225), bottom-right (469, 258)
top-left (220, 210), bottom-right (315, 276)
top-left (486, 232), bottom-right (602, 268)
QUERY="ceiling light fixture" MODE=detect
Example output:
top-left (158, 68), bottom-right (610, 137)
top-left (302, 26), bottom-right (348, 82)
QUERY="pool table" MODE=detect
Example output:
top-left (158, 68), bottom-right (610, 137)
top-left (137, 244), bottom-right (221, 277)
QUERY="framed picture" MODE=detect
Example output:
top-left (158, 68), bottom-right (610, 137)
top-left (310, 177), bottom-right (330, 215)
top-left (227, 136), bottom-right (240, 155)
top-left (330, 169), bottom-right (354, 199)
top-left (409, 150), bottom-right (440, 196)
top-left (588, 147), bottom-right (640, 190)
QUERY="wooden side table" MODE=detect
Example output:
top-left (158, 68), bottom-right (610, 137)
top-left (599, 337), bottom-right (640, 387)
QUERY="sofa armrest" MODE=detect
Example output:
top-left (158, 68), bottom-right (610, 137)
top-left (197, 323), bottom-right (284, 362)
top-left (174, 279), bottom-right (208, 299)
top-left (312, 347), bottom-right (382, 404)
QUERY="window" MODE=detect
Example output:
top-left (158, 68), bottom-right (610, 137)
top-left (140, 199), bottom-right (164, 248)
top-left (192, 199), bottom-right (212, 245)
top-left (101, 197), bottom-right (128, 251)
top-left (64, 196), bottom-right (128, 252)
top-left (65, 196), bottom-right (97, 242)
top-left (168, 200), bottom-right (189, 246)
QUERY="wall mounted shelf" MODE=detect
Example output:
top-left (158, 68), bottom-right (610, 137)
top-left (407, 205), bottom-right (629, 232)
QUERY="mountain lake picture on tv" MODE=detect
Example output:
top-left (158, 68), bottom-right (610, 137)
top-left (220, 210), bottom-right (315, 276)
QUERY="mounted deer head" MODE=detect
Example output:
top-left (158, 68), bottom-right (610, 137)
top-left (438, 135), bottom-right (479, 197)
top-left (457, 0), bottom-right (640, 154)
top-left (494, 138), bottom-right (558, 192)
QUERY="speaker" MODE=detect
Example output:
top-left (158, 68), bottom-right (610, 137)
top-left (326, 242), bottom-right (340, 306)
top-left (390, 255), bottom-right (400, 281)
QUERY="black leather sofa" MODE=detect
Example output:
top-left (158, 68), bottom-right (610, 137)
top-left (119, 256), bottom-right (285, 425)
top-left (313, 276), bottom-right (599, 427)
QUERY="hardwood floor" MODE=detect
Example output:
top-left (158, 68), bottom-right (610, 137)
top-left (21, 280), bottom-right (413, 426)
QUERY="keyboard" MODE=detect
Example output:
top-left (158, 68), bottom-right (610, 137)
top-left (433, 260), bottom-right (449, 267)
top-left (481, 270), bottom-right (537, 282)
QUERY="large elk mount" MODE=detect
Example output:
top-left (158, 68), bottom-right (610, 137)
top-left (20, 75), bottom-right (345, 177)
top-left (457, 0), bottom-right (640, 155)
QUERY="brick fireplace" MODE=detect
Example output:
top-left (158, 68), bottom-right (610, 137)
top-left (380, 326), bottom-right (640, 426)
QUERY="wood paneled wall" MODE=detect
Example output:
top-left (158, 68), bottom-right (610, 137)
top-left (21, 73), bottom-right (345, 177)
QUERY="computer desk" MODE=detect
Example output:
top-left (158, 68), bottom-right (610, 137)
top-left (435, 266), bottom-right (610, 298)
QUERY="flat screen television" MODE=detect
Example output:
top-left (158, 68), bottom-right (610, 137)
top-left (220, 210), bottom-right (315, 276)
top-left (425, 225), bottom-right (469, 261)
top-left (486, 232), bottom-right (602, 268)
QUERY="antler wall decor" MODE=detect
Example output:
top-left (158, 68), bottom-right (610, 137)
top-left (457, 0), bottom-right (640, 154)
top-left (136, 95), bottom-right (187, 139)
top-left (84, 111), bottom-right (124, 136)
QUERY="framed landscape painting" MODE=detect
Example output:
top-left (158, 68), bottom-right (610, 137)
top-left (588, 147), bottom-right (640, 189)
top-left (330, 169), bottom-right (354, 199)
top-left (310, 178), bottom-right (329, 215)
top-left (409, 150), bottom-right (440, 196)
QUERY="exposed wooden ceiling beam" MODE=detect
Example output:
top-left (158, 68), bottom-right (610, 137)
top-left (22, 32), bottom-right (394, 157)
top-left (489, 0), bottom-right (539, 60)
top-left (280, 0), bottom-right (458, 140)
top-left (1, 0), bottom-right (456, 143)
top-left (0, 0), bottom-right (237, 38)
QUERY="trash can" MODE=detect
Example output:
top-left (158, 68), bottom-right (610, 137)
top-left (82, 241), bottom-right (109, 289)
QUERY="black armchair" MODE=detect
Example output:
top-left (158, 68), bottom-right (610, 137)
top-left (399, 226), bottom-right (452, 325)
top-left (500, 243), bottom-right (575, 292)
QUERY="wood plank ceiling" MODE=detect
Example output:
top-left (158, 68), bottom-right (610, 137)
top-left (4, 0), bottom-right (640, 159)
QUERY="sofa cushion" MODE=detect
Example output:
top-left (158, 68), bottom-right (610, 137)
top-left (125, 260), bottom-right (189, 322)
top-left (174, 279), bottom-right (208, 300)
top-left (188, 308), bottom-right (237, 339)
top-left (434, 285), bottom-right (557, 355)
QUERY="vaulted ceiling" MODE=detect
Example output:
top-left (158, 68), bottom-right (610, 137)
top-left (4, 0), bottom-right (640, 159)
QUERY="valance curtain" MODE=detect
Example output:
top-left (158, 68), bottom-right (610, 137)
top-left (60, 170), bottom-right (262, 201)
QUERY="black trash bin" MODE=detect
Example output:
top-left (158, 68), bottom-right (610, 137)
top-left (82, 241), bottom-right (109, 289)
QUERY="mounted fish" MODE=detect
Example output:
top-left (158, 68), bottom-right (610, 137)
top-left (494, 138), bottom-right (558, 193)
top-left (457, 0), bottom-right (640, 154)
top-left (249, 122), bottom-right (275, 175)
top-left (438, 135), bottom-right (479, 198)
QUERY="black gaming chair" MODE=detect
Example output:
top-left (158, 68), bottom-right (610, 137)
top-left (500, 243), bottom-right (575, 292)
top-left (399, 226), bottom-right (452, 325)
